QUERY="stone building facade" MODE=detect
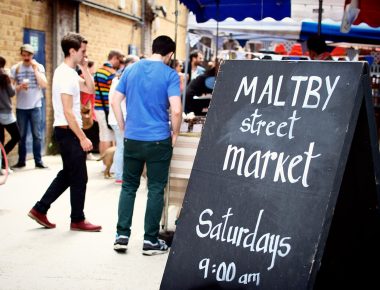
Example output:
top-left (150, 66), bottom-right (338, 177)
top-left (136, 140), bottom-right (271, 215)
top-left (0, 0), bottom-right (188, 161)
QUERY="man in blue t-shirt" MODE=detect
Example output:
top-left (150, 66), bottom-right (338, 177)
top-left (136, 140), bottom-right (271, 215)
top-left (111, 35), bottom-right (182, 255)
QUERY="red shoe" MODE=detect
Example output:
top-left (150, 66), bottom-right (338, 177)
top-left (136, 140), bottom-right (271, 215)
top-left (28, 208), bottom-right (56, 229)
top-left (70, 220), bottom-right (102, 232)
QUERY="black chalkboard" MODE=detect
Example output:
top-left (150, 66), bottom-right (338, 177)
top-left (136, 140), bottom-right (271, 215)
top-left (161, 60), bottom-right (380, 290)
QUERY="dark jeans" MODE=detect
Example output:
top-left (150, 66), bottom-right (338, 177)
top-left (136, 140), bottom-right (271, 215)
top-left (117, 137), bottom-right (173, 243)
top-left (16, 108), bottom-right (43, 164)
top-left (0, 121), bottom-right (20, 154)
top-left (34, 128), bottom-right (87, 222)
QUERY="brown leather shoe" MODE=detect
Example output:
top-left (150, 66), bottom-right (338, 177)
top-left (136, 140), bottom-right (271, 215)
top-left (28, 208), bottom-right (56, 229)
top-left (70, 220), bottom-right (102, 232)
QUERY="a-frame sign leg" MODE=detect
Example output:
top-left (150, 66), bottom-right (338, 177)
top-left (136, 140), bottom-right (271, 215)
top-left (314, 74), bottom-right (380, 290)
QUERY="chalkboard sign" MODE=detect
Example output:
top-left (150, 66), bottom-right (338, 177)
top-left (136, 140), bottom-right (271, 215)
top-left (161, 60), bottom-right (380, 290)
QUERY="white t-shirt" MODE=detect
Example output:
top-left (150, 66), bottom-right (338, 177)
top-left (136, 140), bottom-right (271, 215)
top-left (52, 63), bottom-right (82, 127)
top-left (11, 63), bottom-right (45, 109)
top-left (108, 76), bottom-right (126, 126)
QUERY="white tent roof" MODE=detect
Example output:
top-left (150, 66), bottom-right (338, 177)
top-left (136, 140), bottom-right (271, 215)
top-left (187, 13), bottom-right (303, 41)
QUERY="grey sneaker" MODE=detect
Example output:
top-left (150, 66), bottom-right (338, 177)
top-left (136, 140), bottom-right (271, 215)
top-left (142, 239), bottom-right (169, 256)
top-left (114, 235), bottom-right (129, 253)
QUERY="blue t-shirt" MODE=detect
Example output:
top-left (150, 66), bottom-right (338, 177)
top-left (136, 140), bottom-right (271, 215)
top-left (116, 59), bottom-right (180, 141)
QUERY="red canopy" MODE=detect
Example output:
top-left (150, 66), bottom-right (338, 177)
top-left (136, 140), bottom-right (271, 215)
top-left (345, 0), bottom-right (380, 28)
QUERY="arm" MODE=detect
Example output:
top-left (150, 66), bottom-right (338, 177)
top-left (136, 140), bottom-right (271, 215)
top-left (61, 93), bottom-right (93, 152)
top-left (111, 90), bottom-right (126, 132)
top-left (31, 60), bottom-right (48, 89)
top-left (169, 96), bottom-right (182, 146)
top-left (14, 82), bottom-right (28, 93)
top-left (10, 65), bottom-right (28, 92)
top-left (78, 59), bottom-right (95, 94)
top-left (7, 82), bottom-right (15, 98)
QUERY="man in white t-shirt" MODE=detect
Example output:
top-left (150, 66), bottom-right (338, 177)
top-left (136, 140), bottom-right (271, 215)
top-left (11, 44), bottom-right (48, 169)
top-left (27, 32), bottom-right (101, 232)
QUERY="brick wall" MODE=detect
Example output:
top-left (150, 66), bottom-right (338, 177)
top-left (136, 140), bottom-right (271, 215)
top-left (79, 0), bottom-right (188, 69)
top-left (90, 0), bottom-right (142, 17)
top-left (152, 0), bottom-right (188, 61)
top-left (0, 0), bottom-right (52, 164)
top-left (79, 5), bottom-right (142, 68)
top-left (0, 0), bottom-right (188, 163)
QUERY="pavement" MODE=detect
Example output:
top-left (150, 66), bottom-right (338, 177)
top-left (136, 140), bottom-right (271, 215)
top-left (0, 155), bottom-right (169, 290)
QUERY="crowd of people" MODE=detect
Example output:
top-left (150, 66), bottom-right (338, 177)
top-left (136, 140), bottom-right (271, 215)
top-left (0, 32), bottom-right (333, 254)
top-left (0, 32), bottom-right (186, 256)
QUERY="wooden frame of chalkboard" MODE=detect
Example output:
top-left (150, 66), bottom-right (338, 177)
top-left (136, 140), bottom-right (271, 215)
top-left (161, 60), bottom-right (380, 290)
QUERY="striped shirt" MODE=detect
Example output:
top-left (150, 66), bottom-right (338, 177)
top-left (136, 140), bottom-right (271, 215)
top-left (10, 62), bottom-right (45, 109)
top-left (94, 62), bottom-right (116, 111)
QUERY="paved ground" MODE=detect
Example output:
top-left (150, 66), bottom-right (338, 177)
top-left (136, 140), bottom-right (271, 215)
top-left (0, 155), bottom-right (169, 290)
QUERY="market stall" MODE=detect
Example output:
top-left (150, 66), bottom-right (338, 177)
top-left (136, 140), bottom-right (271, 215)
top-left (161, 132), bottom-right (201, 231)
top-left (162, 0), bottom-right (380, 232)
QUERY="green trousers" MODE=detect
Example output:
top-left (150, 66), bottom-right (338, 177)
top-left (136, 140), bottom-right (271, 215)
top-left (116, 137), bottom-right (172, 243)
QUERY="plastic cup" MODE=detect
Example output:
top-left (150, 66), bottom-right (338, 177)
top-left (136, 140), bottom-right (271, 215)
top-left (22, 78), bottom-right (29, 90)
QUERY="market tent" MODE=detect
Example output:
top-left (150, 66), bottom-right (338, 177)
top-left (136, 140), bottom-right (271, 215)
top-left (187, 14), bottom-right (301, 42)
top-left (179, 0), bottom-right (291, 23)
top-left (179, 0), bottom-right (290, 106)
top-left (345, 0), bottom-right (380, 28)
top-left (181, 0), bottom-right (380, 45)
top-left (300, 21), bottom-right (380, 45)
top-left (180, 0), bottom-right (292, 69)
top-left (179, 0), bottom-right (380, 105)
top-left (188, 14), bottom-right (380, 48)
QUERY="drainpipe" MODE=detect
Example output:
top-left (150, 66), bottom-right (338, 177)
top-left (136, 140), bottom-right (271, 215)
top-left (174, 0), bottom-right (178, 62)
top-left (141, 0), bottom-right (145, 55)
top-left (52, 0), bottom-right (58, 70)
top-left (318, 0), bottom-right (323, 36)
top-left (76, 1), bottom-right (80, 33)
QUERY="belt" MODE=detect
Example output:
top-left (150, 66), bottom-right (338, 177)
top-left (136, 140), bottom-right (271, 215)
top-left (56, 125), bottom-right (69, 129)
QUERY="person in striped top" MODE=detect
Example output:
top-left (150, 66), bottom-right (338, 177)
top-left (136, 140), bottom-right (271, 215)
top-left (94, 50), bottom-right (124, 159)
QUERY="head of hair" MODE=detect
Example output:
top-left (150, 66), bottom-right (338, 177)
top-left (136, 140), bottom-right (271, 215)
top-left (0, 56), bottom-right (6, 69)
top-left (306, 35), bottom-right (328, 55)
top-left (205, 59), bottom-right (220, 77)
top-left (61, 32), bottom-right (87, 58)
top-left (169, 59), bottom-right (179, 69)
top-left (0, 56), bottom-right (10, 89)
top-left (190, 50), bottom-right (202, 61)
top-left (87, 60), bottom-right (94, 68)
top-left (124, 55), bottom-right (139, 66)
top-left (108, 50), bottom-right (124, 61)
top-left (152, 35), bottom-right (176, 56)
